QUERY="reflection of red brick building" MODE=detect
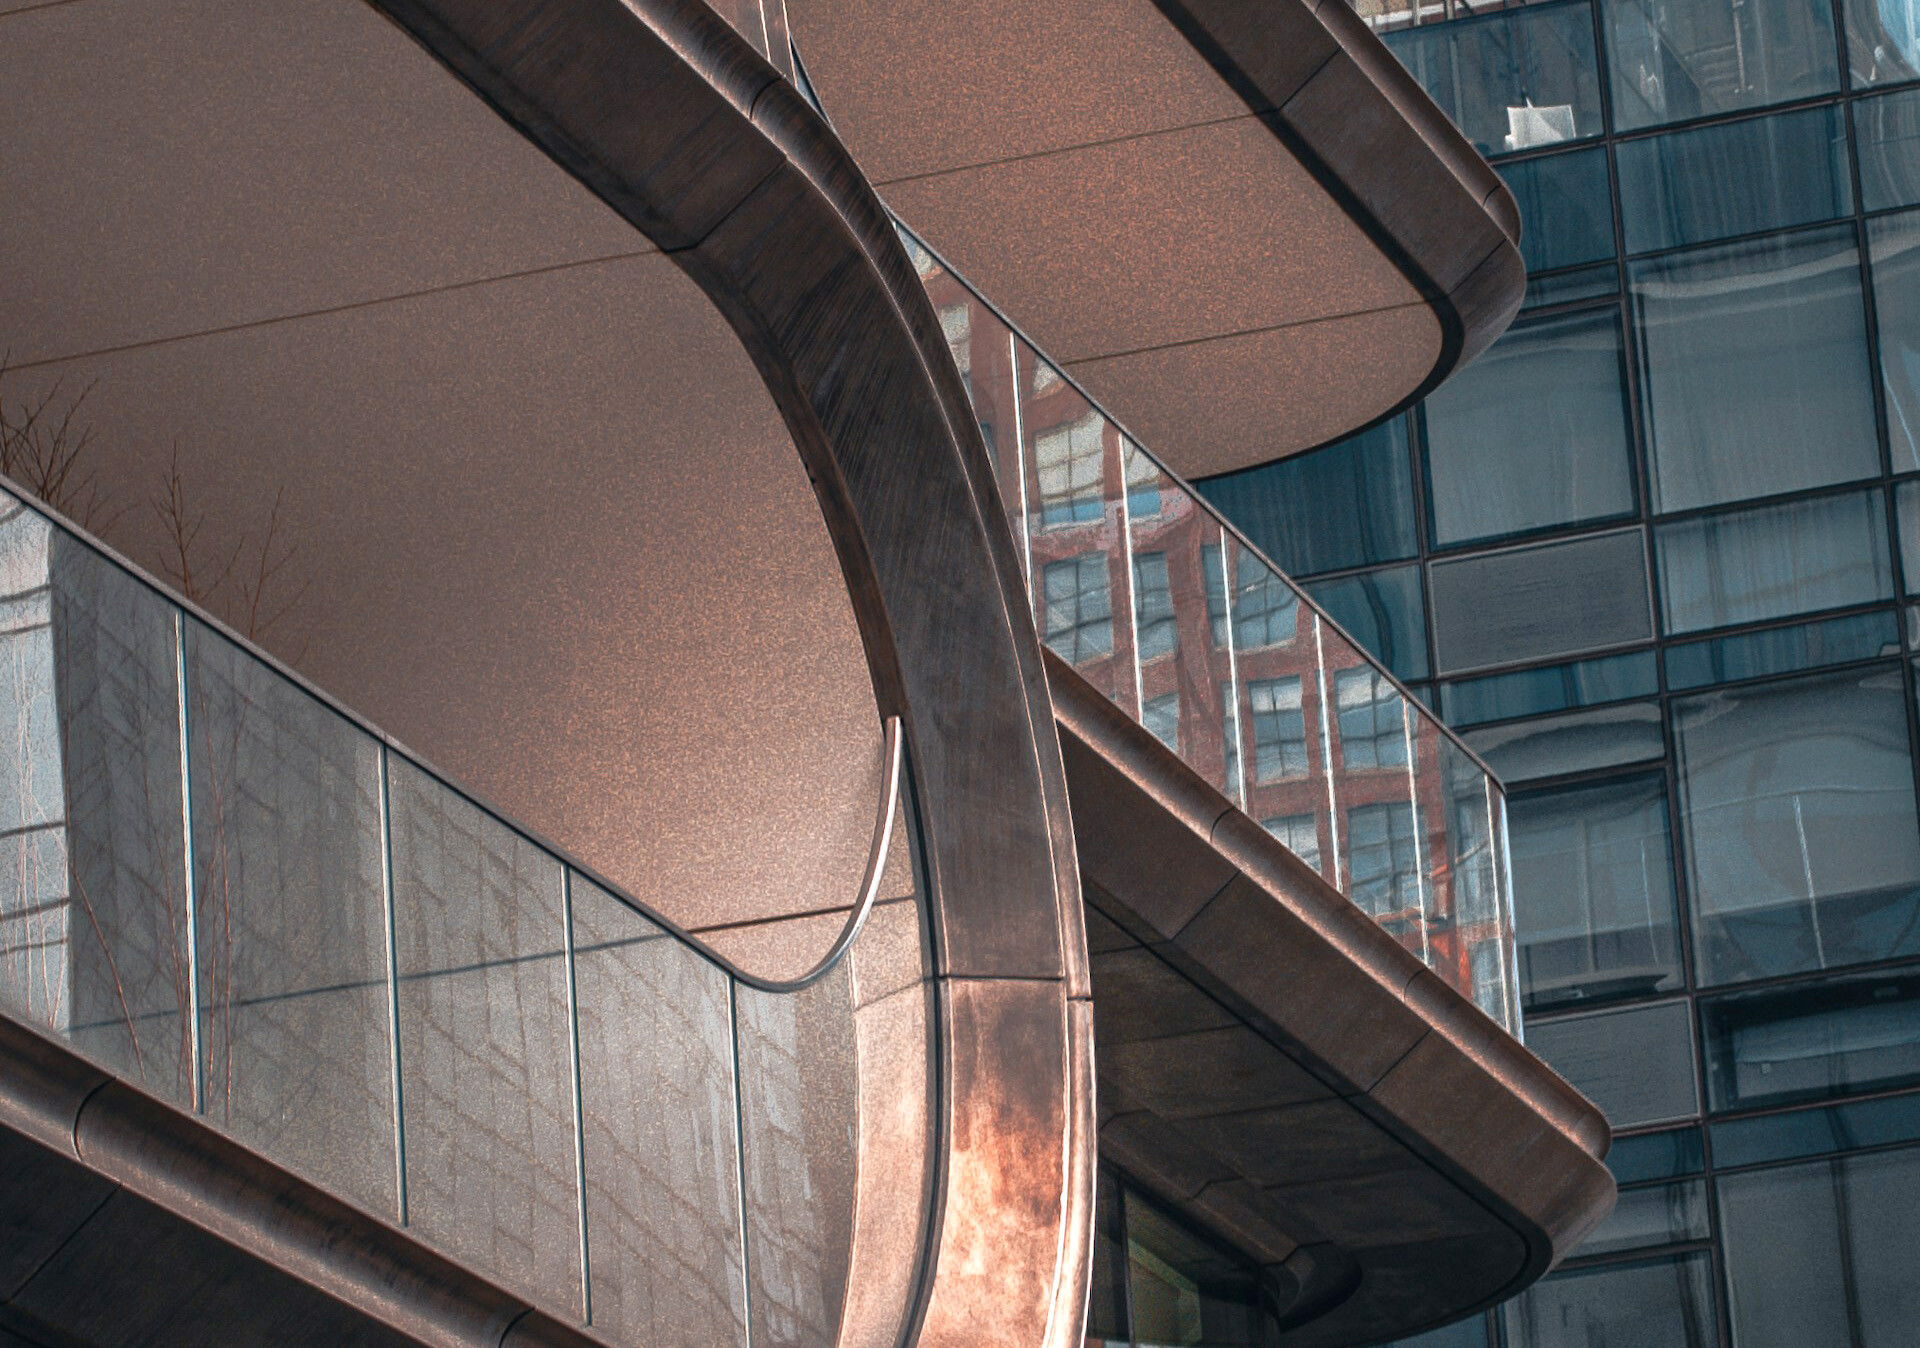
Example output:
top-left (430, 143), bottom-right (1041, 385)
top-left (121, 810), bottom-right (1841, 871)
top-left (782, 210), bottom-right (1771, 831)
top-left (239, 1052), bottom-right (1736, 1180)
top-left (916, 243), bottom-right (1513, 1021)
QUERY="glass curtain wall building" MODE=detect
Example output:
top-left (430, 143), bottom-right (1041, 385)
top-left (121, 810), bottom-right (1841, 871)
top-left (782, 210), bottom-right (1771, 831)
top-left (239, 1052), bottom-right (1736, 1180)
top-left (1197, 0), bottom-right (1920, 1342)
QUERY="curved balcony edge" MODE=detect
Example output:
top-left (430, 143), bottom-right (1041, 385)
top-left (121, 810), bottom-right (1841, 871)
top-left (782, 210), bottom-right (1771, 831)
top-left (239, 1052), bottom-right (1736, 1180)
top-left (1049, 649), bottom-right (1615, 1345)
top-left (786, 0), bottom-right (1526, 475)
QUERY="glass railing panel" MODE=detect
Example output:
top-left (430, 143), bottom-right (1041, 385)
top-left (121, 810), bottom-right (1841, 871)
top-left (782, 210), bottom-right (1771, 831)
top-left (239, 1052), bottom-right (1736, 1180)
top-left (1126, 447), bottom-right (1239, 799)
top-left (1228, 536), bottom-right (1338, 878)
top-left (570, 873), bottom-right (748, 1347)
top-left (0, 505), bottom-right (198, 1105)
top-left (892, 221), bottom-right (1521, 1031)
top-left (1019, 339), bottom-right (1139, 718)
top-left (184, 617), bottom-right (397, 1217)
top-left (1322, 619), bottom-right (1432, 959)
top-left (736, 959), bottom-right (859, 1348)
top-left (1442, 735), bottom-right (1522, 1031)
top-left (906, 232), bottom-right (1031, 587)
top-left (387, 756), bottom-right (582, 1311)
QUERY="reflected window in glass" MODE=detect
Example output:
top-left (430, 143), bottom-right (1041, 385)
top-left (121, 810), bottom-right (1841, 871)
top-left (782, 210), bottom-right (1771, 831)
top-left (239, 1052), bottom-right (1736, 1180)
top-left (1221, 682), bottom-right (1244, 801)
top-left (1511, 773), bottom-right (1683, 1011)
top-left (1230, 549), bottom-right (1298, 651)
top-left (1423, 309), bottom-right (1636, 546)
top-left (1602, 0), bottom-right (1839, 130)
top-left (1349, 801), bottom-right (1423, 917)
top-left (1335, 668), bottom-right (1410, 771)
top-left (1143, 692), bottom-right (1180, 754)
top-left (1855, 89), bottom-right (1920, 210)
top-left (1719, 1147), bottom-right (1920, 1348)
top-left (1196, 419), bottom-right (1418, 577)
top-left (1505, 1252), bottom-right (1718, 1347)
top-left (1577, 1179), bottom-right (1710, 1257)
top-left (1633, 226), bottom-right (1878, 512)
top-left (1848, 0), bottom-right (1920, 85)
top-left (1123, 1185), bottom-right (1273, 1347)
top-left (1384, 2), bottom-right (1605, 156)
top-left (1462, 701), bottom-right (1665, 783)
top-left (1674, 665), bottom-right (1920, 986)
top-left (1656, 489), bottom-right (1892, 634)
top-left (1868, 211), bottom-right (1920, 472)
top-left (937, 301), bottom-right (971, 396)
top-left (1125, 442), bottom-right (1162, 519)
top-left (1262, 813), bottom-right (1323, 875)
top-left (1701, 967), bottom-right (1920, 1111)
top-left (1442, 649), bottom-right (1659, 727)
top-left (1247, 677), bottom-right (1308, 783)
top-left (1042, 553), bottom-right (1114, 663)
top-left (1134, 551), bottom-right (1177, 662)
top-left (1617, 105), bottom-right (1851, 255)
top-left (1034, 412), bottom-right (1105, 526)
top-left (1305, 565), bottom-right (1428, 682)
top-left (1500, 147), bottom-right (1616, 273)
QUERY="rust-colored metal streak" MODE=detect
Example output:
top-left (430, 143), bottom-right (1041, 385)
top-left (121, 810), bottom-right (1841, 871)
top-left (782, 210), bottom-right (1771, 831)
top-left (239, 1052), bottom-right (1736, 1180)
top-left (352, 2), bottom-right (1095, 1346)
top-left (1050, 650), bottom-right (1615, 1345)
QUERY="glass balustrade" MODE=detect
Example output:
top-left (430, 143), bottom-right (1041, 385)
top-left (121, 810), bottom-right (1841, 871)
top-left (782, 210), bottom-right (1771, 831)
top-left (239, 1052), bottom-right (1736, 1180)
top-left (906, 227), bottom-right (1522, 1035)
top-left (0, 486), bottom-right (927, 1345)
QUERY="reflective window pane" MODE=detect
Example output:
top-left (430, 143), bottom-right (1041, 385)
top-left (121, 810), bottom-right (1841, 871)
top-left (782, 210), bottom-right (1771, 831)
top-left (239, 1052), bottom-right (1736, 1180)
top-left (1423, 310), bottom-right (1636, 546)
top-left (1528, 1000), bottom-right (1700, 1127)
top-left (1847, 0), bottom-right (1920, 85)
top-left (1711, 1089), bottom-right (1920, 1166)
top-left (1429, 530), bottom-right (1652, 674)
top-left (1719, 1148), bottom-right (1920, 1348)
top-left (1499, 147), bottom-right (1616, 274)
top-left (1602, 0), bottom-right (1840, 130)
top-left (1524, 263), bottom-right (1622, 309)
top-left (1195, 419), bottom-right (1418, 578)
top-left (1441, 650), bottom-right (1659, 727)
top-left (1305, 565), bottom-right (1429, 682)
top-left (1674, 666), bottom-right (1920, 986)
top-left (1385, 2), bottom-right (1605, 157)
top-left (1608, 1126), bottom-right (1706, 1184)
top-left (1633, 226), bottom-right (1878, 513)
top-left (1900, 480), bottom-right (1920, 591)
top-left (1124, 1186), bottom-right (1272, 1347)
top-left (1462, 701), bottom-right (1665, 782)
top-left (1855, 89), bottom-right (1920, 208)
top-left (1576, 1179), bottom-right (1710, 1256)
top-left (1504, 1251), bottom-right (1718, 1348)
top-left (1511, 773), bottom-right (1684, 1011)
top-left (1701, 966), bottom-right (1920, 1111)
top-left (1378, 1319), bottom-right (1491, 1348)
top-left (1088, 1170), bottom-right (1128, 1341)
top-left (1869, 211), bottom-right (1920, 473)
top-left (1617, 105), bottom-right (1851, 254)
top-left (1656, 489), bottom-right (1893, 634)
top-left (1664, 609), bottom-right (1901, 689)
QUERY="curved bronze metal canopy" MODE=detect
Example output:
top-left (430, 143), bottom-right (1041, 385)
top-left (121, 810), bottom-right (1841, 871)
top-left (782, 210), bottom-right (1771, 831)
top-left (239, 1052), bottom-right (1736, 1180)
top-left (786, 0), bottom-right (1526, 475)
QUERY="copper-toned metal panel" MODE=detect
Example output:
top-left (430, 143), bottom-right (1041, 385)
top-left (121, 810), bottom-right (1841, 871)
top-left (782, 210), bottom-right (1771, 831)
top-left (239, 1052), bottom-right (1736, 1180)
top-left (1052, 650), bottom-right (1616, 1340)
top-left (783, 0), bottom-right (1244, 183)
top-left (788, 0), bottom-right (1528, 470)
top-left (920, 977), bottom-right (1074, 1348)
top-left (0, 0), bottom-right (645, 369)
top-left (1063, 304), bottom-right (1444, 480)
top-left (878, 119), bottom-right (1415, 365)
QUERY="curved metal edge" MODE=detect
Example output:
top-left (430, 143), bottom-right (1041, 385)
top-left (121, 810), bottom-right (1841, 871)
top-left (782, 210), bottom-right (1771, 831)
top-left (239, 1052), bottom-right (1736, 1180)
top-left (344, 6), bottom-right (1097, 1348)
top-left (729, 714), bottom-right (904, 993)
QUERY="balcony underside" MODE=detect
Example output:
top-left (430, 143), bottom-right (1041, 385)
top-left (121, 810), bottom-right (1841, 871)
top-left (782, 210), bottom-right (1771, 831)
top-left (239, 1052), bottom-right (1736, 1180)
top-left (786, 0), bottom-right (1526, 475)
top-left (1050, 654), bottom-right (1614, 1345)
